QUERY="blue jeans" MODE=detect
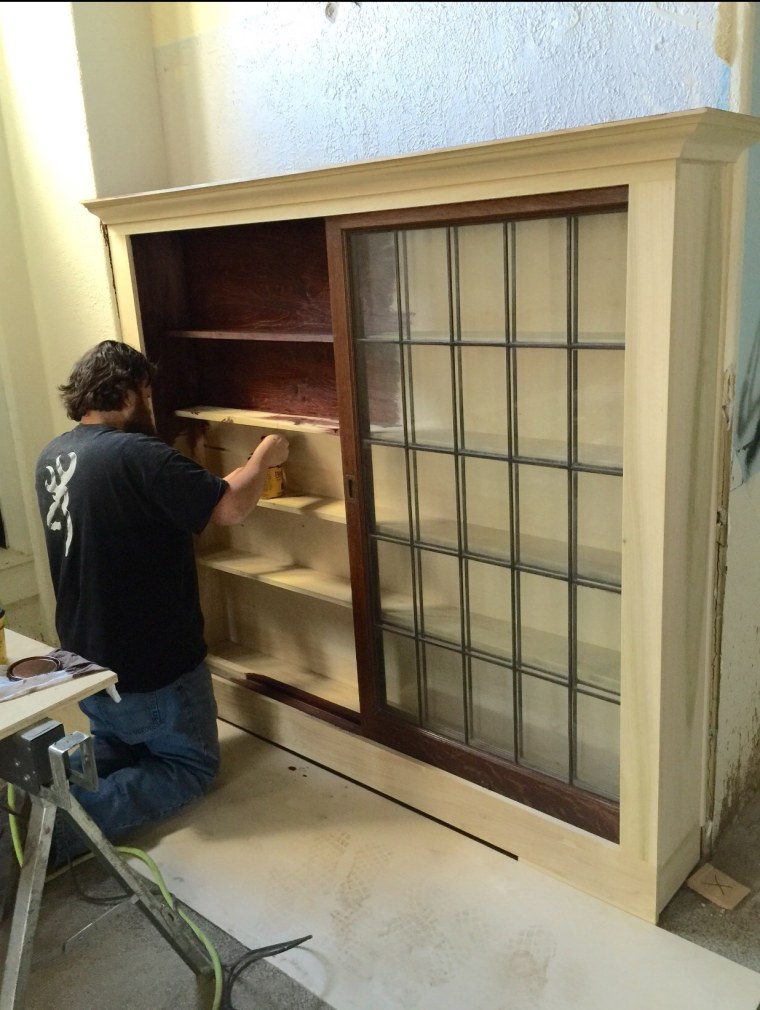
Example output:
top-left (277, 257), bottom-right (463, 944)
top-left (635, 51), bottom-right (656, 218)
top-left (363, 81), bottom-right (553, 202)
top-left (55, 661), bottom-right (220, 863)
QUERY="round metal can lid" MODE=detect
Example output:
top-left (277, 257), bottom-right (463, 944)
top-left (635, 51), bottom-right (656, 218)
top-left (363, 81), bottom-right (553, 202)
top-left (6, 656), bottom-right (61, 681)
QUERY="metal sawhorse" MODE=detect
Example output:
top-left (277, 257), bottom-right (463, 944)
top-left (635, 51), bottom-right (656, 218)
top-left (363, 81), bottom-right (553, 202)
top-left (0, 718), bottom-right (213, 1009)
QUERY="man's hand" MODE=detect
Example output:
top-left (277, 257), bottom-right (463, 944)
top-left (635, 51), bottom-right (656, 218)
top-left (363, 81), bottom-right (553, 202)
top-left (210, 433), bottom-right (290, 526)
top-left (255, 433), bottom-right (289, 468)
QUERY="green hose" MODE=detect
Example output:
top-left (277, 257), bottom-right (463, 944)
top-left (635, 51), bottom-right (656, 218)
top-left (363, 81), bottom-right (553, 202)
top-left (6, 783), bottom-right (24, 866)
top-left (5, 784), bottom-right (223, 1010)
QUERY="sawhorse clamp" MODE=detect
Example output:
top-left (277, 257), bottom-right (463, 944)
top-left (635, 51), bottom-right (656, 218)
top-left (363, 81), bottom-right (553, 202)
top-left (0, 719), bottom-right (213, 1009)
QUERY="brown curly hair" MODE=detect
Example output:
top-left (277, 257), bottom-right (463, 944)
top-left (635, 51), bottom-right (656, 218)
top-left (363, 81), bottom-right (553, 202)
top-left (59, 340), bottom-right (157, 421)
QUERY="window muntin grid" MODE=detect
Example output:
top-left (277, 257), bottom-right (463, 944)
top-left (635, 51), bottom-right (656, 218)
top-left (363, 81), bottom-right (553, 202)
top-left (350, 209), bottom-right (626, 802)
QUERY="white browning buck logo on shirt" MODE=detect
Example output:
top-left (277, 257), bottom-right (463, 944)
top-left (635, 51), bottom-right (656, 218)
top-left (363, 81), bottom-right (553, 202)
top-left (44, 452), bottom-right (77, 556)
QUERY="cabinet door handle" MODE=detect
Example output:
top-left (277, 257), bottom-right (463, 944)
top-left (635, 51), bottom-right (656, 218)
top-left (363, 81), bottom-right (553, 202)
top-left (344, 474), bottom-right (356, 501)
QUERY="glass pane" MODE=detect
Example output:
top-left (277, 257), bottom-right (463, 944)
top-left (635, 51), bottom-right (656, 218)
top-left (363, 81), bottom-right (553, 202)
top-left (521, 674), bottom-right (569, 778)
top-left (577, 587), bottom-right (621, 694)
top-left (467, 559), bottom-right (512, 660)
top-left (414, 450), bottom-right (458, 549)
top-left (456, 223), bottom-right (506, 342)
top-left (520, 573), bottom-right (568, 677)
top-left (576, 349), bottom-right (624, 468)
top-left (518, 465), bottom-right (567, 574)
top-left (376, 538), bottom-right (414, 630)
top-left (371, 444), bottom-right (409, 540)
top-left (470, 658), bottom-right (515, 758)
top-left (514, 348), bottom-right (567, 460)
top-left (423, 642), bottom-right (465, 740)
top-left (463, 457), bottom-right (510, 562)
top-left (576, 472), bottom-right (622, 584)
top-left (352, 209), bottom-right (627, 804)
top-left (401, 227), bottom-right (450, 340)
top-left (460, 345), bottom-right (509, 454)
top-left (578, 212), bottom-right (627, 344)
top-left (350, 231), bottom-right (399, 339)
top-left (359, 342), bottom-right (404, 440)
top-left (408, 344), bottom-right (454, 447)
top-left (514, 217), bottom-right (567, 343)
top-left (576, 692), bottom-right (620, 799)
top-left (419, 549), bottom-right (461, 645)
top-left (382, 630), bottom-right (419, 721)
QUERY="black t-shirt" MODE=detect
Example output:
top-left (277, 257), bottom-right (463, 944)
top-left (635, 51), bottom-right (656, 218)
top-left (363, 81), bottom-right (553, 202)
top-left (35, 424), bottom-right (227, 692)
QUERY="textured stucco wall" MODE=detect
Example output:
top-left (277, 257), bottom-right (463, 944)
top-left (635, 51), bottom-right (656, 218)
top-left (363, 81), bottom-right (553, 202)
top-left (150, 2), bottom-right (730, 187)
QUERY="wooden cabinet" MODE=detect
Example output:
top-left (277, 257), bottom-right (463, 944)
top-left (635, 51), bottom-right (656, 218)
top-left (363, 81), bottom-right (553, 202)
top-left (86, 109), bottom-right (760, 921)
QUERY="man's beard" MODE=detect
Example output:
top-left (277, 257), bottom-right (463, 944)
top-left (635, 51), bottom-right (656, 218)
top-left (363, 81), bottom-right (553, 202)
top-left (123, 399), bottom-right (157, 436)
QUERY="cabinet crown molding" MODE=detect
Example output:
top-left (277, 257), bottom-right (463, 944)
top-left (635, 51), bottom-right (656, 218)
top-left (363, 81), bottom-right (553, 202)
top-left (84, 108), bottom-right (760, 230)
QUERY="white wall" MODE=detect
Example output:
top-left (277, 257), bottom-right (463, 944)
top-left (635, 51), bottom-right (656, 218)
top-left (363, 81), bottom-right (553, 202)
top-left (0, 0), bottom-right (757, 839)
top-left (0, 2), bottom-right (103, 635)
top-left (0, 107), bottom-right (38, 557)
top-left (149, 2), bottom-right (730, 186)
top-left (713, 9), bottom-right (760, 833)
top-left (0, 1), bottom-right (164, 635)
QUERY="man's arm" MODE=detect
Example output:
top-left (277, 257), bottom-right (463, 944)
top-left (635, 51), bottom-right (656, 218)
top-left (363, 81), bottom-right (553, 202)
top-left (210, 433), bottom-right (289, 526)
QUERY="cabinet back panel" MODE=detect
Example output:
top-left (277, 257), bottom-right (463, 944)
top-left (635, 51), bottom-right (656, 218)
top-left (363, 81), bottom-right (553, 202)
top-left (223, 584), bottom-right (358, 685)
top-left (226, 510), bottom-right (351, 580)
top-left (131, 232), bottom-right (199, 440)
top-left (197, 422), bottom-right (345, 498)
top-left (191, 339), bottom-right (338, 419)
top-left (180, 220), bottom-right (332, 333)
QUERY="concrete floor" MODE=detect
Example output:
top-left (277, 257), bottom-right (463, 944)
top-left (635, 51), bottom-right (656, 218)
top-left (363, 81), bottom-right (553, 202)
top-left (0, 856), bottom-right (332, 1009)
top-left (660, 787), bottom-right (760, 974)
top-left (2, 720), bottom-right (760, 1010)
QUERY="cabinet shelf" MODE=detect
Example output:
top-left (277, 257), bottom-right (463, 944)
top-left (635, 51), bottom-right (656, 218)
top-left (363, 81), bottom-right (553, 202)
top-left (207, 641), bottom-right (359, 712)
top-left (176, 406), bottom-right (339, 435)
top-left (169, 329), bottom-right (333, 343)
top-left (202, 547), bottom-right (619, 693)
top-left (198, 548), bottom-right (355, 607)
top-left (258, 494), bottom-right (346, 524)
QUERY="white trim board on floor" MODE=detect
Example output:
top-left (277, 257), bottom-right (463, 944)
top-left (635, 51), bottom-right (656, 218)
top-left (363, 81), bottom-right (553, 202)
top-left (129, 722), bottom-right (760, 1010)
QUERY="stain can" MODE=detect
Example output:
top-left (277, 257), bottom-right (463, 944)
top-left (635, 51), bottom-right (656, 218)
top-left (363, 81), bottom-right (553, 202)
top-left (261, 462), bottom-right (286, 500)
top-left (259, 435), bottom-right (286, 500)
top-left (0, 607), bottom-right (7, 666)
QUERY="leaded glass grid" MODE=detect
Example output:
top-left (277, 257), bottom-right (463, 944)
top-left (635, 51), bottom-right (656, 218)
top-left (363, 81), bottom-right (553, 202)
top-left (349, 208), bottom-right (627, 802)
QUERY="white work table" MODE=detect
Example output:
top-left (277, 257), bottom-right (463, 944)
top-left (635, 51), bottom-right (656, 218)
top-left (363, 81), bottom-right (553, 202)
top-left (0, 630), bottom-right (116, 740)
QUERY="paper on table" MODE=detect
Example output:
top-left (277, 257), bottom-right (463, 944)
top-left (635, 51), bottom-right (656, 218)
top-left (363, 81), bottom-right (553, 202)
top-left (0, 667), bottom-right (73, 702)
top-left (0, 649), bottom-right (114, 703)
